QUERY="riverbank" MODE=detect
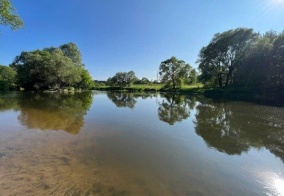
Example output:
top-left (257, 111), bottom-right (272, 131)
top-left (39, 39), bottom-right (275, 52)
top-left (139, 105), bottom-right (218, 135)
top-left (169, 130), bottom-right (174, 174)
top-left (1, 84), bottom-right (283, 106)
top-left (92, 85), bottom-right (284, 106)
top-left (92, 84), bottom-right (202, 92)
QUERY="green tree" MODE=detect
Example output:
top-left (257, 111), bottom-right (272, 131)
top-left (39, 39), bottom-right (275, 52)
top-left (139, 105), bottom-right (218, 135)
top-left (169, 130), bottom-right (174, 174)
top-left (76, 69), bottom-right (94, 89)
top-left (234, 31), bottom-right (277, 87)
top-left (0, 65), bottom-right (16, 90)
top-left (134, 77), bottom-right (151, 84)
top-left (232, 30), bottom-right (284, 90)
top-left (0, 0), bottom-right (23, 31)
top-left (106, 77), bottom-right (115, 86)
top-left (11, 49), bottom-right (77, 90)
top-left (59, 43), bottom-right (84, 67)
top-left (10, 43), bottom-right (92, 90)
top-left (159, 57), bottom-right (192, 89)
top-left (269, 32), bottom-right (284, 89)
top-left (197, 28), bottom-right (258, 87)
top-left (107, 71), bottom-right (137, 87)
top-left (183, 69), bottom-right (197, 85)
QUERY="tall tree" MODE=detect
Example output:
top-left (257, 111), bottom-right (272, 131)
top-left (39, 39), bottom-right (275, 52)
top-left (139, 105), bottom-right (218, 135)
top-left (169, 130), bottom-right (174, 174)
top-left (0, 0), bottom-right (23, 31)
top-left (159, 57), bottom-right (192, 89)
top-left (197, 28), bottom-right (258, 87)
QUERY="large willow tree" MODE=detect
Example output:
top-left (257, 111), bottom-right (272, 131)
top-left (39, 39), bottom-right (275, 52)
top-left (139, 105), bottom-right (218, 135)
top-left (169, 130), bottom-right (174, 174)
top-left (197, 28), bottom-right (258, 87)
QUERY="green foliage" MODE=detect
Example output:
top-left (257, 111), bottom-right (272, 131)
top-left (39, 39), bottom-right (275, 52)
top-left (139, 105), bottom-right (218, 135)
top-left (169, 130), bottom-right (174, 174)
top-left (134, 77), bottom-right (151, 84)
top-left (0, 0), bottom-right (23, 31)
top-left (233, 30), bottom-right (284, 90)
top-left (59, 43), bottom-right (84, 67)
top-left (107, 71), bottom-right (138, 87)
top-left (76, 69), bottom-right (94, 89)
top-left (10, 43), bottom-right (93, 91)
top-left (198, 27), bottom-right (283, 92)
top-left (198, 28), bottom-right (258, 87)
top-left (0, 65), bottom-right (16, 91)
top-left (234, 31), bottom-right (276, 87)
top-left (159, 57), bottom-right (195, 89)
top-left (268, 32), bottom-right (284, 88)
top-left (94, 83), bottom-right (202, 93)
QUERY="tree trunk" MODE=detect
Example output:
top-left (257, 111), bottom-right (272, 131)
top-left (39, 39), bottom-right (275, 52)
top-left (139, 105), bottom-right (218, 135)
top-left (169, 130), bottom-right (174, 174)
top-left (218, 73), bottom-right (223, 87)
top-left (172, 75), bottom-right (175, 89)
top-left (225, 68), bottom-right (233, 87)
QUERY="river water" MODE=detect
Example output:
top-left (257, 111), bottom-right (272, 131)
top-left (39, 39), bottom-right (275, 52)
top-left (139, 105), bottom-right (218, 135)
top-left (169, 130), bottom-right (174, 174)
top-left (0, 91), bottom-right (283, 195)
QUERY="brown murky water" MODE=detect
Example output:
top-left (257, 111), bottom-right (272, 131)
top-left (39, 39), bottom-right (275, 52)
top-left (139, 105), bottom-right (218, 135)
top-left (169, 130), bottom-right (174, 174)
top-left (0, 91), bottom-right (284, 195)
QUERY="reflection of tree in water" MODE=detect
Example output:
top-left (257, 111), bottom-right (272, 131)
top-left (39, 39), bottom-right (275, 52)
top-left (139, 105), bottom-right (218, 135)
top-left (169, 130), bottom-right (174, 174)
top-left (0, 93), bottom-right (19, 112)
top-left (133, 92), bottom-right (157, 100)
top-left (194, 101), bottom-right (248, 155)
top-left (194, 99), bottom-right (284, 162)
top-left (158, 94), bottom-right (196, 125)
top-left (107, 92), bottom-right (137, 108)
top-left (18, 92), bottom-right (93, 134)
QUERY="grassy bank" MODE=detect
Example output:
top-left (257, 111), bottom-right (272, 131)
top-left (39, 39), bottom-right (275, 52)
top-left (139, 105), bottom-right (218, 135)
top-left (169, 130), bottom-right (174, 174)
top-left (93, 83), bottom-right (203, 92)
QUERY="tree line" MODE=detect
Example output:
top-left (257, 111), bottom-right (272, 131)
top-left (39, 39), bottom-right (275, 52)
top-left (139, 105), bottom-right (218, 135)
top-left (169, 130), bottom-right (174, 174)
top-left (104, 57), bottom-right (197, 89)
top-left (198, 28), bottom-right (284, 90)
top-left (1, 28), bottom-right (283, 92)
top-left (102, 27), bottom-right (284, 92)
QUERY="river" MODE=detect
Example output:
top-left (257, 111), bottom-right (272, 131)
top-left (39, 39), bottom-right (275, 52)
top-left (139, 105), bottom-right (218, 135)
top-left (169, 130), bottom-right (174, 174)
top-left (0, 91), bottom-right (283, 195)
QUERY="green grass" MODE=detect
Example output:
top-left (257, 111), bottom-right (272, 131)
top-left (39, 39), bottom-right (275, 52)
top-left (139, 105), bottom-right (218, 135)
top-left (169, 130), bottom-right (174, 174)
top-left (93, 83), bottom-right (204, 92)
top-left (181, 83), bottom-right (204, 89)
top-left (129, 84), bottom-right (164, 91)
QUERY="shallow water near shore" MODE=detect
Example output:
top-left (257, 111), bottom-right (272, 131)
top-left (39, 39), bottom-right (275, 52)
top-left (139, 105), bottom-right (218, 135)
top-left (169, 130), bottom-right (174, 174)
top-left (0, 91), bottom-right (283, 195)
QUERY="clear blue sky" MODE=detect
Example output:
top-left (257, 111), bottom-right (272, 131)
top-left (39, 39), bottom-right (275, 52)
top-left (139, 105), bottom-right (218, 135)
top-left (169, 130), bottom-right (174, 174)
top-left (0, 0), bottom-right (284, 80)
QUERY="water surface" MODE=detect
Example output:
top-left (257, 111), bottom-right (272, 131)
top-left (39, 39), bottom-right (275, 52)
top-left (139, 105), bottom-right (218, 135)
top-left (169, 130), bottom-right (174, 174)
top-left (0, 91), bottom-right (283, 195)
